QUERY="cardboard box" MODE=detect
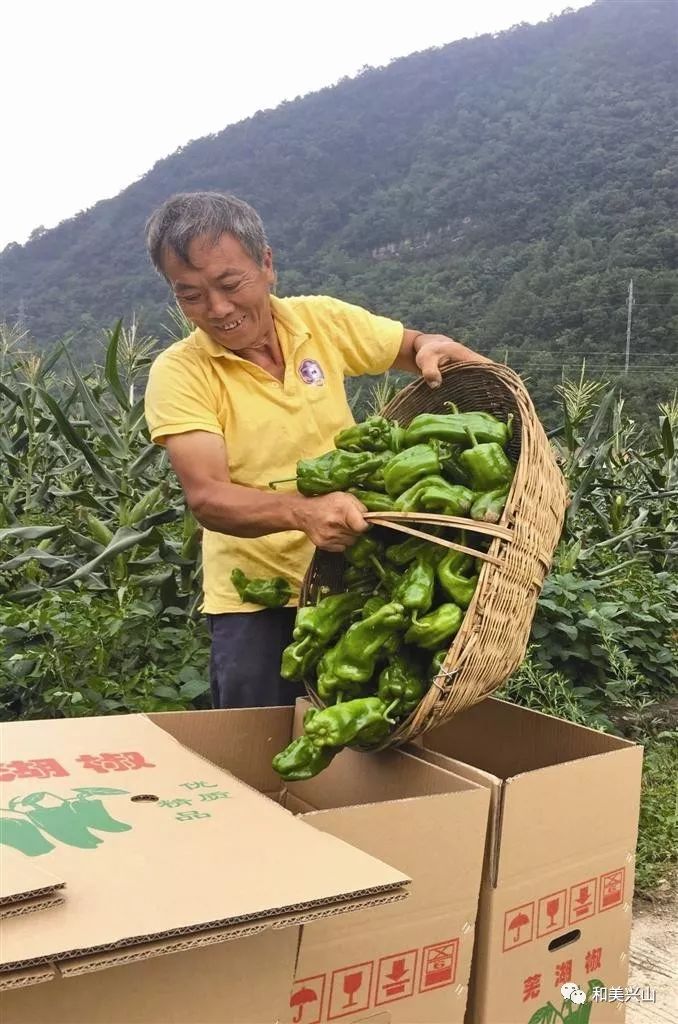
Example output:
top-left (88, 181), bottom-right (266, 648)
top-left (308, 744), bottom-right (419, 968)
top-left (0, 713), bottom-right (411, 1023)
top-left (408, 697), bottom-right (643, 1024)
top-left (153, 704), bottom-right (492, 1024)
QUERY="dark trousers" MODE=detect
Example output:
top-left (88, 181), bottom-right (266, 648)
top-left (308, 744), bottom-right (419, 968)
top-left (207, 608), bottom-right (303, 709)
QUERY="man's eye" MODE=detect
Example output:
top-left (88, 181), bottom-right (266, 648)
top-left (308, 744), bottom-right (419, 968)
top-left (181, 295), bottom-right (200, 303)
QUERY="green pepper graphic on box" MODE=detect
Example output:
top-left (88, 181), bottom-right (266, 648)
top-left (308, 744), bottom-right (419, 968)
top-left (0, 787), bottom-right (131, 856)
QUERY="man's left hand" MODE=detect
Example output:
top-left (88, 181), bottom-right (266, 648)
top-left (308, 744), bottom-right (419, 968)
top-left (393, 329), bottom-right (493, 388)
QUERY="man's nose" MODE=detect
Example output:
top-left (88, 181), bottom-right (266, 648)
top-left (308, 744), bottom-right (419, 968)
top-left (206, 290), bottom-right (236, 319)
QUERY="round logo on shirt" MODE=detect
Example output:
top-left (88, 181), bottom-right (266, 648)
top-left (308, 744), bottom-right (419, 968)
top-left (298, 359), bottom-right (325, 386)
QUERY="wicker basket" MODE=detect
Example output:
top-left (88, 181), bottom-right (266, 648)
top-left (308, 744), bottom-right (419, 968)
top-left (300, 361), bottom-right (569, 748)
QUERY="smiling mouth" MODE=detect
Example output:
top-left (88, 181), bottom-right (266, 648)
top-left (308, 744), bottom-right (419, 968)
top-left (216, 314), bottom-right (246, 332)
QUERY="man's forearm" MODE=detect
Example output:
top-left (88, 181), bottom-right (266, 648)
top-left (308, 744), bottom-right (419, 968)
top-left (191, 480), bottom-right (305, 537)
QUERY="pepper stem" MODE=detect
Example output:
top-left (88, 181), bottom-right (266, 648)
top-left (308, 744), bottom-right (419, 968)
top-left (465, 427), bottom-right (479, 448)
top-left (384, 699), bottom-right (400, 724)
top-left (267, 477), bottom-right (298, 489)
top-left (369, 555), bottom-right (387, 579)
top-left (443, 401), bottom-right (460, 414)
top-left (506, 413), bottom-right (514, 440)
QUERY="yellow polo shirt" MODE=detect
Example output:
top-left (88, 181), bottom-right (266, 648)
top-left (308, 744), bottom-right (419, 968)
top-left (144, 294), bottom-right (403, 614)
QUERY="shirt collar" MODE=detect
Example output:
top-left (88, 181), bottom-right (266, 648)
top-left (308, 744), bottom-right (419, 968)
top-left (190, 295), bottom-right (311, 359)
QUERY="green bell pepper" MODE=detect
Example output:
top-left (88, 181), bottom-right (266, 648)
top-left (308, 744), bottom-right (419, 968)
top-left (360, 595), bottom-right (402, 656)
top-left (316, 601), bottom-right (407, 701)
top-left (393, 474), bottom-right (447, 512)
top-left (436, 560), bottom-right (479, 608)
top-left (470, 486), bottom-right (510, 523)
top-left (403, 410), bottom-right (513, 448)
top-left (335, 416), bottom-right (396, 453)
top-left (231, 568), bottom-right (292, 609)
top-left (304, 697), bottom-right (392, 748)
top-left (269, 449), bottom-right (385, 496)
top-left (343, 563), bottom-right (379, 594)
top-left (293, 592), bottom-right (363, 644)
top-left (348, 489), bottom-right (398, 513)
top-left (385, 530), bottom-right (441, 566)
top-left (458, 431), bottom-right (514, 492)
top-left (404, 603), bottom-right (464, 650)
top-left (416, 480), bottom-right (476, 516)
top-left (280, 634), bottom-right (324, 682)
top-left (272, 735), bottom-right (339, 781)
top-left (383, 444), bottom-right (447, 498)
top-left (430, 648), bottom-right (448, 678)
top-left (392, 551), bottom-right (436, 616)
top-left (434, 442), bottom-right (473, 487)
top-left (360, 450), bottom-right (396, 492)
top-left (344, 535), bottom-right (386, 578)
top-left (377, 655), bottom-right (426, 717)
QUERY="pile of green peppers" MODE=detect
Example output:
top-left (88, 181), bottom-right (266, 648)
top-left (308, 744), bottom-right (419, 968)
top-left (271, 408), bottom-right (515, 781)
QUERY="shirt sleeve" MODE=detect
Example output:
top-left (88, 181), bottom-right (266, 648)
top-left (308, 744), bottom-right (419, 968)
top-left (144, 348), bottom-right (222, 446)
top-left (309, 296), bottom-right (404, 377)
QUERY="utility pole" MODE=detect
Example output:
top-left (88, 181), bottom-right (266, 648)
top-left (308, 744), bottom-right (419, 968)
top-left (624, 278), bottom-right (634, 375)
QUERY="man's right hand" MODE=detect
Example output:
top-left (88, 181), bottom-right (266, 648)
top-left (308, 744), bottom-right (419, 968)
top-left (292, 491), bottom-right (369, 552)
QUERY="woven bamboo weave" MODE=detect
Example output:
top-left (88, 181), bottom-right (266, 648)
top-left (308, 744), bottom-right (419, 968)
top-left (300, 361), bottom-right (569, 747)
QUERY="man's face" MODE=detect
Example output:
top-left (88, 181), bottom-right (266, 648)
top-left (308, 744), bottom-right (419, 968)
top-left (162, 233), bottom-right (275, 351)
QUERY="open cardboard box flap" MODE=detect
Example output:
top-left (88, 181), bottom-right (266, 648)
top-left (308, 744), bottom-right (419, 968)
top-left (0, 713), bottom-right (409, 986)
top-left (408, 697), bottom-right (642, 886)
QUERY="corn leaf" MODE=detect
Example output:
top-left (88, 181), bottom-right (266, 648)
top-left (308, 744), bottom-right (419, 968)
top-left (0, 548), bottom-right (75, 571)
top-left (128, 443), bottom-right (161, 478)
top-left (38, 390), bottom-right (118, 490)
top-left (0, 525), bottom-right (62, 542)
top-left (104, 321), bottom-right (130, 411)
top-left (56, 525), bottom-right (157, 584)
top-left (59, 344), bottom-right (126, 457)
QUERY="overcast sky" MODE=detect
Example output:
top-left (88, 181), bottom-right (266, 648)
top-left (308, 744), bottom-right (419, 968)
top-left (1, 0), bottom-right (592, 250)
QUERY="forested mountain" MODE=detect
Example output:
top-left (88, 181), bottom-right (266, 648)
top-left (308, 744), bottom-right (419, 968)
top-left (1, 0), bottom-right (676, 413)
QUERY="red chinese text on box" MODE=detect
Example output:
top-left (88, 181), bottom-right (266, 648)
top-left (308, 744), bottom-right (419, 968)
top-left (75, 751), bottom-right (155, 773)
top-left (537, 888), bottom-right (567, 937)
top-left (0, 758), bottom-right (68, 783)
top-left (418, 939), bottom-right (458, 993)
top-left (599, 868), bottom-right (625, 912)
top-left (568, 878), bottom-right (597, 925)
top-left (328, 961), bottom-right (373, 1021)
top-left (555, 960), bottom-right (572, 987)
top-left (503, 901), bottom-right (535, 952)
top-left (290, 974), bottom-right (325, 1024)
top-left (585, 947), bottom-right (603, 973)
top-left (375, 949), bottom-right (418, 1006)
top-left (522, 973), bottom-right (542, 1002)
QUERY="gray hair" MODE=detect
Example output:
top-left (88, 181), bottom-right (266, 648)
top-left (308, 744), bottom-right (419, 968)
top-left (145, 192), bottom-right (269, 275)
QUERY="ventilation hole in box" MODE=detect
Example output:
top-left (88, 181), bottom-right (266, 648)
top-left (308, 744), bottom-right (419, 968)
top-left (130, 794), bottom-right (159, 802)
top-left (548, 929), bottom-right (581, 952)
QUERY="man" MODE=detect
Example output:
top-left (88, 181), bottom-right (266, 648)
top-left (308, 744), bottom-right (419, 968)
top-left (144, 191), bottom-right (489, 709)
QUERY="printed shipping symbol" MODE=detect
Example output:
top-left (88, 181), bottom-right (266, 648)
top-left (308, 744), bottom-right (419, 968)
top-left (328, 961), bottom-right (373, 1021)
top-left (537, 889), bottom-right (567, 937)
top-left (376, 949), bottom-right (417, 1005)
top-left (385, 959), bottom-right (407, 995)
top-left (599, 868), bottom-right (625, 911)
top-left (290, 975), bottom-right (325, 1024)
top-left (569, 879), bottom-right (597, 924)
top-left (502, 902), bottom-right (535, 951)
top-left (419, 940), bottom-right (459, 992)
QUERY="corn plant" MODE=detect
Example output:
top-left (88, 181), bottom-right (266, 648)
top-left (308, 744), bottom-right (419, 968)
top-left (0, 321), bottom-right (208, 719)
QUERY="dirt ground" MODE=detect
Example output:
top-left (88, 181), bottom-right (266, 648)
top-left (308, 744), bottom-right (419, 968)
top-left (627, 899), bottom-right (678, 1023)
